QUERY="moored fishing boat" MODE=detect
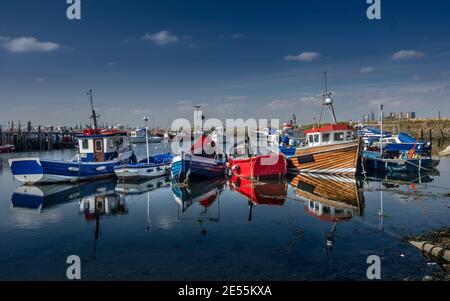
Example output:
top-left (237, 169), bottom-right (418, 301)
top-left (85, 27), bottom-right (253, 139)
top-left (9, 92), bottom-right (134, 184)
top-left (281, 73), bottom-right (362, 177)
top-left (287, 124), bottom-right (362, 177)
top-left (171, 135), bottom-right (227, 182)
top-left (130, 128), bottom-right (164, 144)
top-left (114, 153), bottom-right (174, 179)
top-left (362, 105), bottom-right (439, 173)
top-left (362, 150), bottom-right (439, 173)
top-left (228, 153), bottom-right (287, 180)
top-left (9, 128), bottom-right (134, 184)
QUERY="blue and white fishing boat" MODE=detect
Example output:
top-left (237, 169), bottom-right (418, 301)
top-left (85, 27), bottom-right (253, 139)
top-left (114, 116), bottom-right (174, 180)
top-left (171, 135), bottom-right (227, 182)
top-left (9, 128), bottom-right (134, 184)
top-left (114, 153), bottom-right (174, 179)
top-left (362, 105), bottom-right (439, 173)
top-left (9, 91), bottom-right (135, 184)
top-left (363, 150), bottom-right (439, 173)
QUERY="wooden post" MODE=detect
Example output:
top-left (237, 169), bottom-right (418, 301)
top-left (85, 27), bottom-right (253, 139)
top-left (429, 129), bottom-right (433, 145)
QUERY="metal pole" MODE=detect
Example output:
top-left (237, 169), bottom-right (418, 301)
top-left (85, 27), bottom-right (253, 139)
top-left (380, 105), bottom-right (384, 157)
top-left (144, 116), bottom-right (150, 164)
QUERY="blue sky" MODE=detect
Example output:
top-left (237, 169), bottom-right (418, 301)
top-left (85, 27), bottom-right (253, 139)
top-left (1, 0), bottom-right (450, 128)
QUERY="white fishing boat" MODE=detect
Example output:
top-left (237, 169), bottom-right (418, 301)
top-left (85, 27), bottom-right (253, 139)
top-left (116, 116), bottom-right (174, 179)
top-left (130, 128), bottom-right (163, 144)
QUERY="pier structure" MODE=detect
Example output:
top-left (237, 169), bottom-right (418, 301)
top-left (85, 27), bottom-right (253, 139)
top-left (0, 121), bottom-right (78, 152)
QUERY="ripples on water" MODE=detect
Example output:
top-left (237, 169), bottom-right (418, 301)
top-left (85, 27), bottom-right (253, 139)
top-left (0, 145), bottom-right (449, 280)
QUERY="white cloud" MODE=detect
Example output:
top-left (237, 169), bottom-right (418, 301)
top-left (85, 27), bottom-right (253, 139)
top-left (265, 99), bottom-right (294, 111)
top-left (142, 30), bottom-right (179, 46)
top-left (230, 33), bottom-right (246, 39)
top-left (35, 77), bottom-right (46, 83)
top-left (391, 50), bottom-right (425, 60)
top-left (360, 66), bottom-right (376, 74)
top-left (106, 62), bottom-right (117, 67)
top-left (224, 95), bottom-right (247, 101)
top-left (0, 36), bottom-right (60, 53)
top-left (284, 52), bottom-right (320, 62)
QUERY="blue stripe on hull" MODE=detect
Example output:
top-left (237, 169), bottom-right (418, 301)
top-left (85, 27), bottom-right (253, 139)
top-left (10, 159), bottom-right (122, 183)
top-left (10, 160), bottom-right (43, 175)
top-left (41, 160), bottom-right (117, 178)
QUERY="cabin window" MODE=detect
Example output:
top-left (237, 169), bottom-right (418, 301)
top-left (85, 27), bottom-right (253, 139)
top-left (322, 133), bottom-right (330, 142)
top-left (309, 135), bottom-right (314, 144)
top-left (82, 140), bottom-right (89, 150)
top-left (95, 140), bottom-right (103, 152)
top-left (334, 132), bottom-right (344, 141)
top-left (313, 134), bottom-right (319, 143)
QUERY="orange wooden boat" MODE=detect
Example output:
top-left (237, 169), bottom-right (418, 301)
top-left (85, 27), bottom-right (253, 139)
top-left (286, 124), bottom-right (362, 177)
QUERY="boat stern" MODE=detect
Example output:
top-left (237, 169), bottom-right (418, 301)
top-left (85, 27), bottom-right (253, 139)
top-left (8, 158), bottom-right (44, 184)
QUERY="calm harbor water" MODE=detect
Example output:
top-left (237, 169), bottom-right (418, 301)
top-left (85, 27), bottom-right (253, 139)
top-left (0, 144), bottom-right (449, 281)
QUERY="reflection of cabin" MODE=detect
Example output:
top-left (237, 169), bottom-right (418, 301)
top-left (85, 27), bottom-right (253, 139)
top-left (305, 124), bottom-right (355, 147)
top-left (80, 193), bottom-right (128, 220)
top-left (305, 200), bottom-right (355, 222)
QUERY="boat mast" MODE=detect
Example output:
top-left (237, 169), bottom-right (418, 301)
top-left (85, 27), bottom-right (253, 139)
top-left (319, 72), bottom-right (337, 125)
top-left (88, 89), bottom-right (100, 129)
top-left (380, 104), bottom-right (384, 157)
top-left (144, 116), bottom-right (150, 164)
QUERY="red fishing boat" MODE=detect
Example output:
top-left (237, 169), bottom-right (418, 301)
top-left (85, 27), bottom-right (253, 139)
top-left (228, 153), bottom-right (287, 180)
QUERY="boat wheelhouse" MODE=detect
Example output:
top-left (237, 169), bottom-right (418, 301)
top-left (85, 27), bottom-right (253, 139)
top-left (304, 124), bottom-right (356, 147)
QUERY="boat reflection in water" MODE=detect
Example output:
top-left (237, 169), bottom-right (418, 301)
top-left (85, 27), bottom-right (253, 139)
top-left (11, 180), bottom-right (116, 213)
top-left (171, 177), bottom-right (226, 241)
top-left (289, 173), bottom-right (365, 257)
top-left (171, 177), bottom-right (226, 213)
top-left (228, 175), bottom-right (288, 221)
top-left (115, 176), bottom-right (171, 233)
top-left (364, 170), bottom-right (437, 189)
top-left (115, 176), bottom-right (171, 195)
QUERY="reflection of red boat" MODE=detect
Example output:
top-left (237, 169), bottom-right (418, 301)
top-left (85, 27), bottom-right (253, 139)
top-left (0, 144), bottom-right (15, 153)
top-left (228, 154), bottom-right (287, 180)
top-left (228, 175), bottom-right (288, 206)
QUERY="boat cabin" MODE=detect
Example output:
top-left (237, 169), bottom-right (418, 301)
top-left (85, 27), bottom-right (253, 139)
top-left (76, 129), bottom-right (129, 162)
top-left (304, 124), bottom-right (355, 147)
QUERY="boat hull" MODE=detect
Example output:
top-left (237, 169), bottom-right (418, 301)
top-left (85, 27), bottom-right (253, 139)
top-left (9, 156), bottom-right (129, 184)
top-left (114, 162), bottom-right (171, 179)
top-left (363, 151), bottom-right (439, 173)
top-left (171, 153), bottom-right (226, 181)
top-left (228, 154), bottom-right (287, 180)
top-left (287, 140), bottom-right (361, 177)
